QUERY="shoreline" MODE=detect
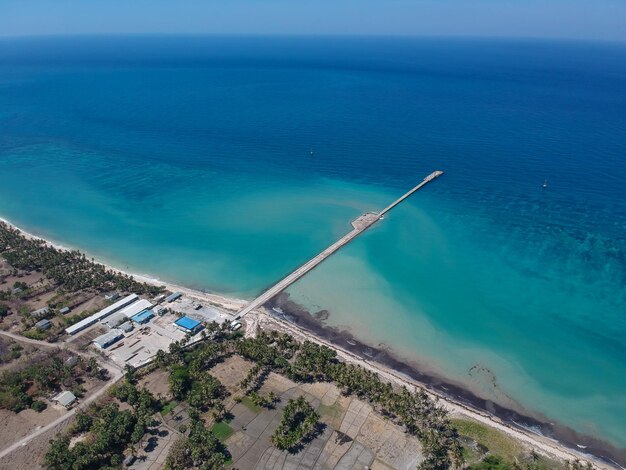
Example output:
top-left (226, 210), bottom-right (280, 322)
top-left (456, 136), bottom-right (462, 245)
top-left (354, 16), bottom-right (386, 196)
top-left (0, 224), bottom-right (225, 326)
top-left (264, 293), bottom-right (626, 469)
top-left (0, 216), bottom-right (623, 468)
top-left (0, 216), bottom-right (248, 314)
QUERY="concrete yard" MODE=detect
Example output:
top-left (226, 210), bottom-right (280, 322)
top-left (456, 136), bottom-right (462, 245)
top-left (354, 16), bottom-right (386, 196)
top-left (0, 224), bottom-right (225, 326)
top-left (65, 291), bottom-right (234, 368)
top-left (104, 313), bottom-right (188, 368)
top-left (102, 301), bottom-right (235, 368)
top-left (166, 296), bottom-right (234, 325)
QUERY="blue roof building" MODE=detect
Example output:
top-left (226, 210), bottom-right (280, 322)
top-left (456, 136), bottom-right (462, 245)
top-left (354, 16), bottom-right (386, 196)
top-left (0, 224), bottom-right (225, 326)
top-left (130, 309), bottom-right (154, 324)
top-left (174, 316), bottom-right (203, 335)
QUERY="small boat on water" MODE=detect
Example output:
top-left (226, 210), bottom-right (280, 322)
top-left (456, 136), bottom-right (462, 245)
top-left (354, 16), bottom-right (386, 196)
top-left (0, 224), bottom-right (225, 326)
top-left (310, 149), bottom-right (314, 156)
top-left (543, 179), bottom-right (548, 188)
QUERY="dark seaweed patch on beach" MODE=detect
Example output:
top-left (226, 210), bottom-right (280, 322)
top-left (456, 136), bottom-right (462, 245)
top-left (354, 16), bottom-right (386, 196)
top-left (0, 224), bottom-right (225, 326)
top-left (266, 292), bottom-right (626, 467)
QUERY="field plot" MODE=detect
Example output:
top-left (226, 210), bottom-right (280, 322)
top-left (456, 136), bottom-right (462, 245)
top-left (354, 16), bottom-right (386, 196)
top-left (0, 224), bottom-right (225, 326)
top-left (210, 356), bottom-right (425, 470)
top-left (0, 407), bottom-right (66, 450)
top-left (127, 426), bottom-right (175, 470)
top-left (0, 414), bottom-right (73, 470)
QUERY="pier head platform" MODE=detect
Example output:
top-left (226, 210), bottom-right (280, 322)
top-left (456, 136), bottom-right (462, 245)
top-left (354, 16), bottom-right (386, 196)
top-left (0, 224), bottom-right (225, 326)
top-left (237, 170), bottom-right (443, 318)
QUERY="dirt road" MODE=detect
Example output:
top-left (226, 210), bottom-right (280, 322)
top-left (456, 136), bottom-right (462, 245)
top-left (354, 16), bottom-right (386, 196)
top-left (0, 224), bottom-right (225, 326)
top-left (0, 331), bottom-right (124, 461)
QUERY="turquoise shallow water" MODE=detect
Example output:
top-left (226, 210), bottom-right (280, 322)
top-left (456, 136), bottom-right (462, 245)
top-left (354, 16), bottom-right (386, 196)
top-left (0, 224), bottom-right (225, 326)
top-left (0, 36), bottom-right (625, 450)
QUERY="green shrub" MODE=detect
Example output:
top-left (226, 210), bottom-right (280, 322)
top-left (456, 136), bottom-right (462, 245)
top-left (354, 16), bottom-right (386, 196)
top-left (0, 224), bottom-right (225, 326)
top-left (23, 329), bottom-right (48, 340)
top-left (160, 401), bottom-right (176, 416)
top-left (469, 455), bottom-right (511, 470)
top-left (31, 400), bottom-right (47, 412)
top-left (0, 303), bottom-right (9, 317)
top-left (10, 345), bottom-right (22, 360)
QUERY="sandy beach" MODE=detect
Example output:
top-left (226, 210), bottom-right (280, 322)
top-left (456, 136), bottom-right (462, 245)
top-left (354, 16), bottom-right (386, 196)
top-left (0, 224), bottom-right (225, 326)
top-left (262, 294), bottom-right (626, 469)
top-left (1, 216), bottom-right (621, 469)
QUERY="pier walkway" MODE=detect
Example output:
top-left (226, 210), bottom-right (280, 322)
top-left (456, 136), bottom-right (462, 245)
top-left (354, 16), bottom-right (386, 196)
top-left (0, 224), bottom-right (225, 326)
top-left (236, 170), bottom-right (443, 318)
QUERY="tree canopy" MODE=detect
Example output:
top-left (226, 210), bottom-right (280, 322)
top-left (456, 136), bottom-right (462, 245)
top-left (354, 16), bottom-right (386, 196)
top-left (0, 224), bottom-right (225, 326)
top-left (0, 222), bottom-right (163, 295)
top-left (271, 395), bottom-right (320, 451)
top-left (165, 419), bottom-right (229, 470)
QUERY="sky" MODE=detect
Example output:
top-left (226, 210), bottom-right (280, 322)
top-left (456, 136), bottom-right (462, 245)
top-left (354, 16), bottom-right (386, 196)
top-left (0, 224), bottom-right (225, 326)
top-left (0, 0), bottom-right (625, 42)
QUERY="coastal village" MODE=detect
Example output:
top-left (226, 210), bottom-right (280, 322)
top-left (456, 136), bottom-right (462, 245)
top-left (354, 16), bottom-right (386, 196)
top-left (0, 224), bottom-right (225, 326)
top-left (0, 221), bottom-right (606, 469)
top-left (1, 0), bottom-right (625, 466)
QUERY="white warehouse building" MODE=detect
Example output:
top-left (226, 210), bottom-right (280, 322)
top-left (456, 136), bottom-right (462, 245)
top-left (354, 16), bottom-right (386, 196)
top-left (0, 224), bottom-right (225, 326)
top-left (119, 299), bottom-right (153, 318)
top-left (65, 294), bottom-right (139, 336)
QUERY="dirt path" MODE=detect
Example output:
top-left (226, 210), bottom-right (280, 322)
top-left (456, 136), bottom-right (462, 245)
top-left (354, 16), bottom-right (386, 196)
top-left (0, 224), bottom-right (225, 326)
top-left (0, 331), bottom-right (61, 349)
top-left (0, 362), bottom-right (122, 461)
top-left (0, 332), bottom-right (124, 462)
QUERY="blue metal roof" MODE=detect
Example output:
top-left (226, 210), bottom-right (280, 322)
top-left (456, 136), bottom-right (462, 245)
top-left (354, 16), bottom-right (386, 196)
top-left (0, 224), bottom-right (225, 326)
top-left (175, 316), bottom-right (201, 330)
top-left (131, 309), bottom-right (154, 323)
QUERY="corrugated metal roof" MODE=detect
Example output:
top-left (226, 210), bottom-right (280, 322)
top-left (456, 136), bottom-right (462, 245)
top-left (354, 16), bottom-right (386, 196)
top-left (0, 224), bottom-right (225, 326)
top-left (93, 329), bottom-right (124, 349)
top-left (66, 293), bottom-right (138, 335)
top-left (130, 309), bottom-right (154, 324)
top-left (118, 321), bottom-right (134, 333)
top-left (54, 391), bottom-right (76, 407)
top-left (165, 292), bottom-right (182, 302)
top-left (31, 307), bottom-right (50, 319)
top-left (175, 316), bottom-right (201, 330)
top-left (100, 310), bottom-right (128, 329)
top-left (35, 319), bottom-right (52, 329)
top-left (119, 299), bottom-right (153, 318)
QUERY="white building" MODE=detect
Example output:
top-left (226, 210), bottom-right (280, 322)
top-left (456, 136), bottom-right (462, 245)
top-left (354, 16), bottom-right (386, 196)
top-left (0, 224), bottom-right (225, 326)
top-left (53, 391), bottom-right (77, 408)
top-left (66, 294), bottom-right (139, 336)
top-left (93, 329), bottom-right (124, 349)
top-left (119, 299), bottom-right (153, 318)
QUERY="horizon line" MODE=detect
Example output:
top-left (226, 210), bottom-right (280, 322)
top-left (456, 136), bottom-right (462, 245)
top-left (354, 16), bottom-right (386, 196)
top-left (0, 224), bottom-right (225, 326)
top-left (0, 32), bottom-right (625, 46)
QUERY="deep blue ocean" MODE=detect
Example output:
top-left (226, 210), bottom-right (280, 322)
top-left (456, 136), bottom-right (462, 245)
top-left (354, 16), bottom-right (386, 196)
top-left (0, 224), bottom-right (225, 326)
top-left (0, 36), bottom-right (625, 449)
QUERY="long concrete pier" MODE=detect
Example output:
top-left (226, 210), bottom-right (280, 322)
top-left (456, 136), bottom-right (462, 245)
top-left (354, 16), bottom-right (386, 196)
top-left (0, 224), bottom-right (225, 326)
top-left (236, 170), bottom-right (443, 318)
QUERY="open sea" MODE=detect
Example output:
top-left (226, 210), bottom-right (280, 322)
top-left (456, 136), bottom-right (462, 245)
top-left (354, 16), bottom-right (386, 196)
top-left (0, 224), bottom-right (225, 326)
top-left (0, 36), bottom-right (625, 452)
